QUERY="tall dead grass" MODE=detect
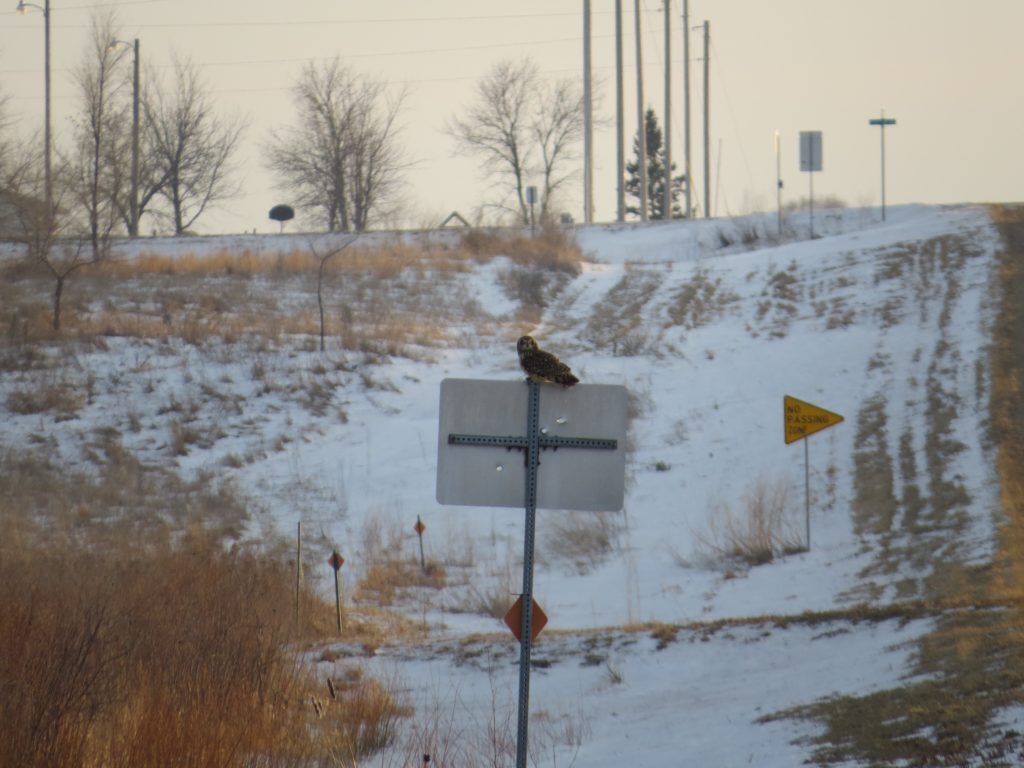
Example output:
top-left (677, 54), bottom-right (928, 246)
top-left (1, 229), bottom-right (582, 354)
top-left (694, 477), bottom-right (803, 568)
top-left (0, 544), bottom-right (409, 768)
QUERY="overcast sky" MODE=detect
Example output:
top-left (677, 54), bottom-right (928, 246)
top-left (2, 0), bottom-right (1022, 234)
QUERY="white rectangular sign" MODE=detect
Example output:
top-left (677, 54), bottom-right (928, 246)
top-left (436, 379), bottom-right (628, 512)
top-left (799, 131), bottom-right (823, 172)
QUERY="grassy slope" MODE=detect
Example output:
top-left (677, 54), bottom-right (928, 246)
top-left (758, 205), bottom-right (1024, 766)
top-left (6, 215), bottom-right (1024, 764)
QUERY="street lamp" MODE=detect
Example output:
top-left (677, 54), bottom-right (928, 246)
top-left (109, 38), bottom-right (140, 238)
top-left (16, 0), bottom-right (51, 216)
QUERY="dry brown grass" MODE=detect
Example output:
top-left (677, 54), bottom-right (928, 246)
top-left (584, 265), bottom-right (662, 355)
top-left (989, 205), bottom-right (1024, 605)
top-left (767, 206), bottom-right (1024, 766)
top-left (457, 225), bottom-right (584, 274)
top-left (0, 444), bottom-right (249, 551)
top-left (352, 513), bottom-right (447, 610)
top-left (0, 544), bottom-right (411, 768)
top-left (541, 510), bottom-right (620, 574)
top-left (851, 395), bottom-right (898, 537)
top-left (666, 267), bottom-right (739, 330)
top-left (1, 231), bottom-right (581, 356)
top-left (694, 476), bottom-right (804, 568)
top-left (0, 442), bottom-right (414, 767)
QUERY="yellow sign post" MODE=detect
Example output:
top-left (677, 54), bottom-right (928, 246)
top-left (784, 396), bottom-right (844, 549)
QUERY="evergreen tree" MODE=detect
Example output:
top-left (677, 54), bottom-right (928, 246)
top-left (625, 108), bottom-right (686, 220)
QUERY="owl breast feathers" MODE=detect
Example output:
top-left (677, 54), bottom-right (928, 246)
top-left (516, 335), bottom-right (579, 387)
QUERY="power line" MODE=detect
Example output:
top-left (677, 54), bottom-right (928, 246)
top-left (3, 7), bottom-right (666, 27)
top-left (0, 32), bottom-right (619, 76)
top-left (709, 38), bottom-right (754, 211)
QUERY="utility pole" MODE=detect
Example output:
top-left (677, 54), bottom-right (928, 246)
top-left (634, 0), bottom-right (648, 221)
top-left (663, 0), bottom-right (672, 221)
top-left (682, 0), bottom-right (692, 219)
top-left (868, 109), bottom-right (897, 221)
top-left (16, 0), bottom-right (52, 215)
top-left (775, 129), bottom-right (782, 236)
top-left (702, 20), bottom-right (710, 219)
top-left (615, 0), bottom-right (625, 222)
top-left (112, 35), bottom-right (142, 236)
top-left (43, 0), bottom-right (51, 217)
top-left (130, 38), bottom-right (140, 238)
top-left (583, 0), bottom-right (593, 224)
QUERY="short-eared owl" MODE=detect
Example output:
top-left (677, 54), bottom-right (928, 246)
top-left (516, 336), bottom-right (579, 387)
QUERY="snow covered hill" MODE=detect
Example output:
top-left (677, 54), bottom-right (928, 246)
top-left (1, 204), bottom-right (1011, 765)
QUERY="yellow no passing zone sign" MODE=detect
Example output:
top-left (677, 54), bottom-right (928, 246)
top-left (784, 395), bottom-right (844, 444)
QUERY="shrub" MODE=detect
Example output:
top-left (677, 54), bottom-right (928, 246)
top-left (695, 476), bottom-right (804, 568)
top-left (0, 545), bottom-right (347, 768)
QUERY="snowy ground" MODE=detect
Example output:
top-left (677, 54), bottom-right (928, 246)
top-left (0, 204), bottom-right (1004, 765)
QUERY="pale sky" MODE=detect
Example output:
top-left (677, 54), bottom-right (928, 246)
top-left (2, 0), bottom-right (1022, 234)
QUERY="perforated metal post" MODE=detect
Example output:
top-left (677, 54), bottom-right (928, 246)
top-left (515, 380), bottom-right (541, 768)
top-left (441, 380), bottom-right (619, 768)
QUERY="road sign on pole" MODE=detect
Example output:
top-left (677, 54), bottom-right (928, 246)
top-left (784, 395), bottom-right (843, 444)
top-left (784, 395), bottom-right (844, 550)
top-left (437, 378), bottom-right (626, 768)
top-left (437, 379), bottom-right (627, 511)
top-left (505, 595), bottom-right (548, 643)
top-left (799, 131), bottom-right (822, 238)
top-left (869, 111), bottom-right (897, 221)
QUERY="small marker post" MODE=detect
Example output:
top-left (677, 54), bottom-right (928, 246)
top-left (328, 550), bottom-right (345, 635)
top-left (414, 516), bottom-right (427, 573)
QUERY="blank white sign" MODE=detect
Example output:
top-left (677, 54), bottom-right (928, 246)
top-left (799, 131), bottom-right (823, 172)
top-left (436, 379), bottom-right (627, 512)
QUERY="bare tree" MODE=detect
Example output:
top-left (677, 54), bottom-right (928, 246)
top-left (447, 59), bottom-right (533, 224)
top-left (532, 77), bottom-right (585, 222)
top-left (66, 11), bottom-right (128, 259)
top-left (108, 64), bottom-right (167, 238)
top-left (447, 58), bottom-right (585, 225)
top-left (309, 235), bottom-right (357, 351)
top-left (3, 145), bottom-right (98, 332)
top-left (0, 91), bottom-right (22, 239)
top-left (145, 57), bottom-right (243, 234)
top-left (265, 59), bottom-right (407, 232)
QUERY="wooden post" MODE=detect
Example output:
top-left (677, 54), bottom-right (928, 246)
top-left (334, 566), bottom-right (343, 635)
top-left (295, 521), bottom-right (302, 630)
top-left (415, 515), bottom-right (427, 573)
top-left (328, 550), bottom-right (345, 635)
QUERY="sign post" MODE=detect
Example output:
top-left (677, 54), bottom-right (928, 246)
top-left (328, 550), bottom-right (345, 635)
top-left (784, 395), bottom-right (844, 549)
top-left (526, 185), bottom-right (538, 236)
top-left (414, 516), bottom-right (427, 573)
top-left (799, 131), bottom-right (822, 238)
top-left (437, 378), bottom-right (626, 768)
top-left (868, 111), bottom-right (897, 221)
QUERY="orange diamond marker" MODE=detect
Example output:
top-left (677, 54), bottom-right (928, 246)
top-left (414, 517), bottom-right (426, 536)
top-left (504, 595), bottom-right (548, 643)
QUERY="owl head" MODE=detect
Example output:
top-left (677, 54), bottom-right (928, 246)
top-left (517, 335), bottom-right (538, 356)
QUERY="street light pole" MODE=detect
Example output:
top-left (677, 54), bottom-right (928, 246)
top-left (634, 0), bottom-right (648, 222)
top-left (16, 0), bottom-right (51, 216)
top-left (110, 37), bottom-right (141, 237)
